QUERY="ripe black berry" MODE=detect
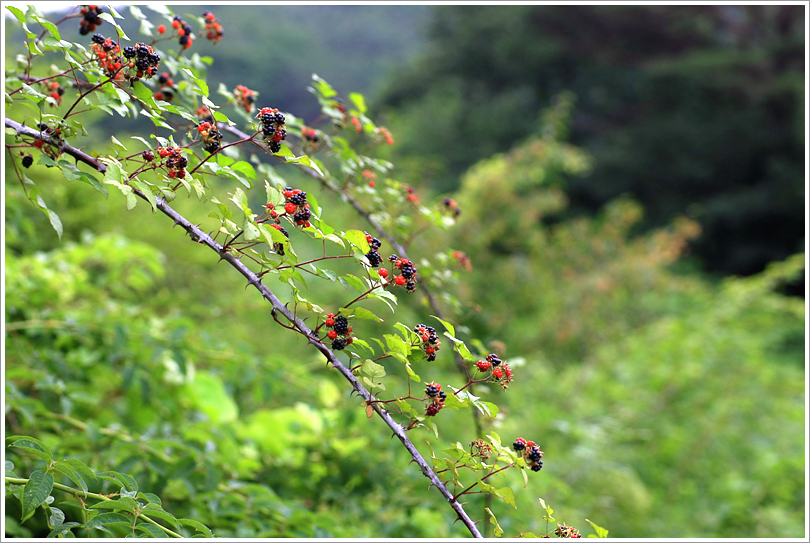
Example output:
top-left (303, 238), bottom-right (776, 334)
top-left (388, 254), bottom-right (398, 262)
top-left (22, 154), bottom-right (33, 168)
top-left (333, 315), bottom-right (349, 335)
top-left (289, 192), bottom-right (306, 206)
top-left (527, 448), bottom-right (542, 462)
top-left (92, 34), bottom-right (105, 45)
top-left (365, 250), bottom-right (382, 267)
top-left (513, 440), bottom-right (526, 451)
top-left (137, 45), bottom-right (149, 57)
top-left (332, 338), bottom-right (345, 350)
top-left (530, 462), bottom-right (543, 472)
top-left (425, 385), bottom-right (439, 397)
top-left (269, 141), bottom-right (281, 153)
top-left (439, 391), bottom-right (447, 402)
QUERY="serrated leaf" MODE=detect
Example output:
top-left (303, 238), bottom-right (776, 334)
top-left (350, 307), bottom-right (383, 322)
top-left (21, 470), bottom-right (54, 521)
top-left (485, 508), bottom-right (504, 538)
top-left (52, 463), bottom-right (87, 496)
top-left (49, 507), bottom-right (65, 527)
top-left (343, 229), bottom-right (371, 253)
top-left (47, 522), bottom-right (80, 538)
top-left (586, 519), bottom-right (609, 538)
top-left (7, 436), bottom-right (53, 463)
top-left (232, 161), bottom-right (256, 180)
top-left (60, 458), bottom-right (96, 483)
top-left (131, 80), bottom-right (160, 111)
top-left (243, 217), bottom-right (260, 241)
top-left (177, 518), bottom-right (212, 537)
top-left (83, 512), bottom-right (131, 530)
top-left (431, 315), bottom-right (455, 337)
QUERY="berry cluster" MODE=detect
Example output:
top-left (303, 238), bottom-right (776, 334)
top-left (171, 16), bottom-right (194, 50)
top-left (554, 524), bottom-right (581, 538)
top-left (281, 187), bottom-right (312, 228)
top-left (324, 313), bottom-right (354, 351)
top-left (513, 437), bottom-right (544, 472)
top-left (414, 324), bottom-right (441, 361)
top-left (233, 85), bottom-right (256, 113)
top-left (155, 146), bottom-right (187, 178)
top-left (452, 250), bottom-right (472, 272)
top-left (269, 222), bottom-right (289, 256)
top-left (196, 105), bottom-right (214, 123)
top-left (153, 72), bottom-right (177, 102)
top-left (386, 255), bottom-right (418, 293)
top-left (78, 5), bottom-right (104, 35)
top-left (121, 43), bottom-right (160, 82)
top-left (476, 353), bottom-right (513, 387)
top-left (301, 127), bottom-right (319, 152)
top-left (364, 232), bottom-right (383, 268)
top-left (196, 121), bottom-right (222, 154)
top-left (362, 169), bottom-right (377, 188)
top-left (442, 197), bottom-right (461, 217)
top-left (257, 107), bottom-right (287, 153)
top-left (90, 34), bottom-right (122, 78)
top-left (424, 382), bottom-right (447, 416)
top-left (202, 11), bottom-right (223, 45)
top-left (43, 81), bottom-right (64, 106)
top-left (376, 126), bottom-right (394, 145)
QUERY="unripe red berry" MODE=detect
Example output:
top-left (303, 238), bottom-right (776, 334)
top-left (476, 360), bottom-right (491, 372)
top-left (157, 24), bottom-right (166, 34)
top-left (492, 368), bottom-right (504, 379)
top-left (378, 269), bottom-right (388, 278)
top-left (327, 330), bottom-right (338, 340)
top-left (325, 317), bottom-right (335, 327)
top-left (284, 202), bottom-right (297, 214)
top-left (394, 275), bottom-right (407, 286)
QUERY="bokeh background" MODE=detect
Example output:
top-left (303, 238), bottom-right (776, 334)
top-left (4, 4), bottom-right (807, 538)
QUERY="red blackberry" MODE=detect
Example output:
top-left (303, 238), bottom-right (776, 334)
top-left (426, 403), bottom-right (440, 417)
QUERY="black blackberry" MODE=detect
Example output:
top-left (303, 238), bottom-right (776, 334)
top-left (137, 45), bottom-right (149, 57)
top-left (22, 154), bottom-right (33, 168)
top-left (177, 156), bottom-right (188, 169)
top-left (289, 192), bottom-right (306, 206)
top-left (527, 448), bottom-right (542, 462)
top-left (103, 40), bottom-right (116, 52)
top-left (92, 34), bottom-right (105, 44)
top-left (369, 237), bottom-right (382, 249)
top-left (425, 385), bottom-right (439, 398)
top-left (274, 112), bottom-right (285, 124)
top-left (279, 227), bottom-right (289, 238)
top-left (269, 141), bottom-right (281, 153)
top-left (260, 113), bottom-right (274, 125)
top-left (123, 46), bottom-right (136, 58)
top-left (57, 87), bottom-right (64, 96)
top-left (142, 150), bottom-right (154, 161)
top-left (438, 391), bottom-right (447, 402)
top-left (487, 353), bottom-right (502, 366)
top-left (179, 35), bottom-right (189, 47)
top-left (513, 440), bottom-right (526, 451)
top-left (530, 462), bottom-right (543, 472)
top-left (135, 58), bottom-right (149, 71)
top-left (388, 254), bottom-right (398, 262)
top-left (293, 209), bottom-right (311, 223)
top-left (406, 280), bottom-right (416, 292)
top-left (79, 25), bottom-right (91, 35)
top-left (365, 250), bottom-right (382, 267)
top-left (204, 141), bottom-right (220, 153)
top-left (427, 352), bottom-right (436, 362)
top-left (284, 187), bottom-right (294, 192)
top-left (262, 125), bottom-right (275, 137)
top-left (428, 333), bottom-right (439, 344)
top-left (148, 53), bottom-right (160, 64)
top-left (246, 94), bottom-right (255, 104)
top-left (333, 315), bottom-right (349, 335)
top-left (401, 265), bottom-right (415, 279)
top-left (158, 73), bottom-right (168, 84)
top-left (332, 338), bottom-right (345, 351)
top-left (426, 326), bottom-right (435, 333)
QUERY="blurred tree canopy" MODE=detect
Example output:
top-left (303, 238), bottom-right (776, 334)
top-left (373, 5), bottom-right (805, 280)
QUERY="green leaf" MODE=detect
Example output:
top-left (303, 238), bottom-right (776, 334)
top-left (135, 524), bottom-right (166, 538)
top-left (83, 512), bottom-right (132, 530)
top-left (232, 161), bottom-right (257, 180)
top-left (405, 363), bottom-right (420, 382)
top-left (52, 463), bottom-right (88, 496)
top-left (485, 507), bottom-right (504, 537)
top-left (137, 493), bottom-right (161, 506)
top-left (97, 12), bottom-right (129, 39)
top-left (243, 217), bottom-right (261, 241)
top-left (139, 507), bottom-right (179, 528)
top-left (21, 470), bottom-right (54, 521)
top-left (130, 181), bottom-right (157, 213)
top-left (95, 471), bottom-right (138, 492)
top-left (339, 274), bottom-right (366, 293)
top-left (348, 92), bottom-right (367, 115)
top-left (60, 458), bottom-right (96, 483)
top-left (89, 500), bottom-right (138, 514)
top-left (585, 519), bottom-right (609, 538)
top-left (431, 315), bottom-right (455, 337)
top-left (350, 307), bottom-right (383, 322)
top-left (361, 359), bottom-right (386, 380)
top-left (177, 518), bottom-right (212, 537)
top-left (7, 435), bottom-right (53, 463)
top-left (343, 229), bottom-right (371, 253)
top-left (47, 522), bottom-right (80, 538)
top-left (49, 507), bottom-right (65, 527)
top-left (131, 80), bottom-right (160, 111)
top-left (126, 192), bottom-right (137, 210)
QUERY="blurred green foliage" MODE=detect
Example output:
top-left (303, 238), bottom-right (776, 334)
top-left (374, 5), bottom-right (805, 279)
top-left (4, 4), bottom-right (805, 539)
